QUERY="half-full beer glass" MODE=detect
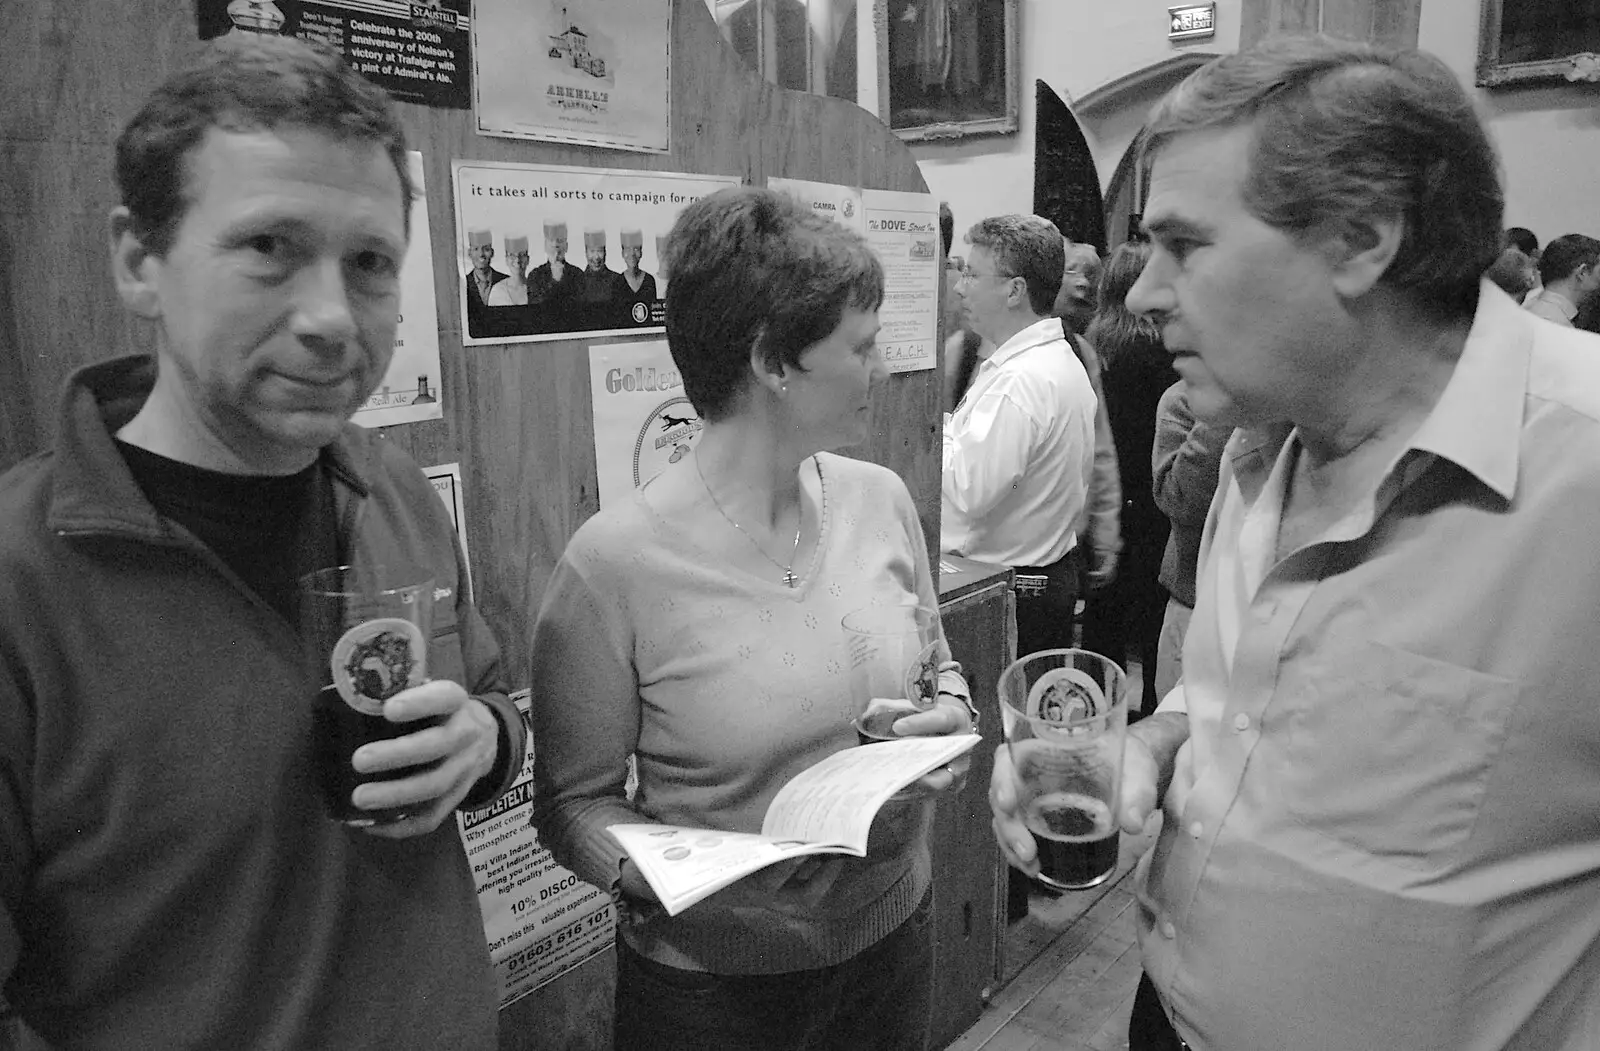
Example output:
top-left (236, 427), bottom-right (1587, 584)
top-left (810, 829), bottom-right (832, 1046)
top-left (999, 649), bottom-right (1127, 890)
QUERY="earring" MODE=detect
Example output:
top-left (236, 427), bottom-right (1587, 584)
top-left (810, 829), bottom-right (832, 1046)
top-left (779, 382), bottom-right (788, 396)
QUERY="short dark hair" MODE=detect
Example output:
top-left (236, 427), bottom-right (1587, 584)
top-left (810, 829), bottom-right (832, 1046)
top-left (1143, 36), bottom-right (1503, 318)
top-left (115, 34), bottom-right (413, 257)
top-left (1537, 234), bottom-right (1600, 284)
top-left (1505, 227), bottom-right (1539, 256)
top-left (662, 187), bottom-right (885, 422)
top-left (965, 215), bottom-right (1065, 315)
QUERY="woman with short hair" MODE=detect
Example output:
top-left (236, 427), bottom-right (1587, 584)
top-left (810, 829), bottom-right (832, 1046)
top-left (530, 186), bottom-right (973, 1051)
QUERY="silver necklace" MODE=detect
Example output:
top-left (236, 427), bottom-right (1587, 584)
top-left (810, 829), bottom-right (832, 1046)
top-left (695, 454), bottom-right (819, 588)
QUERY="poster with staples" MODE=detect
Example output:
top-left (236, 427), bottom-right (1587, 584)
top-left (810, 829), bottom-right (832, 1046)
top-left (472, 0), bottom-right (671, 153)
top-left (588, 339), bottom-right (702, 508)
top-left (356, 151), bottom-right (444, 428)
top-left (421, 462), bottom-right (472, 594)
top-left (861, 188), bottom-right (940, 373)
top-left (457, 692), bottom-right (614, 1007)
top-left (197, 0), bottom-right (471, 109)
top-left (768, 179), bottom-right (939, 374)
top-left (453, 161), bottom-right (737, 345)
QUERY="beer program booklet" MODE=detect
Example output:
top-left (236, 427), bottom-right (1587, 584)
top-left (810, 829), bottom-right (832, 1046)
top-left (607, 733), bottom-right (983, 916)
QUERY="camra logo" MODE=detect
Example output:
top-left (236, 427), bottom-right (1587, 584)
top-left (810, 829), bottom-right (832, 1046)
top-left (633, 396), bottom-right (702, 487)
top-left (841, 198), bottom-right (857, 220)
top-left (631, 302), bottom-right (649, 323)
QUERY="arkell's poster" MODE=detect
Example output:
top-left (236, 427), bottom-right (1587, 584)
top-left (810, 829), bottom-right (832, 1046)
top-left (197, 0), bottom-right (471, 109)
top-left (452, 161), bottom-right (738, 346)
top-left (472, 0), bottom-right (671, 153)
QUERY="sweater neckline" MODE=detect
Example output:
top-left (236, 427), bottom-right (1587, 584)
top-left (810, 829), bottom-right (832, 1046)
top-left (639, 453), bottom-right (833, 600)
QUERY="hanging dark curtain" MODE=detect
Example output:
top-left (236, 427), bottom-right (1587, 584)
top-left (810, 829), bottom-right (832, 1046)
top-left (1032, 79), bottom-right (1105, 251)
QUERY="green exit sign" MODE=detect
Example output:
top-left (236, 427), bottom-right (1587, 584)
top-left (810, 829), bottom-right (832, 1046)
top-left (1169, 2), bottom-right (1216, 40)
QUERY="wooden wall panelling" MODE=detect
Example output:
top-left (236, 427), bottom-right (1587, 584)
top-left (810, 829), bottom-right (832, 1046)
top-left (377, 0), bottom-right (941, 686)
top-left (2, 1), bottom-right (946, 1048)
top-left (929, 568), bottom-right (1015, 1049)
top-left (0, 2), bottom-right (197, 470)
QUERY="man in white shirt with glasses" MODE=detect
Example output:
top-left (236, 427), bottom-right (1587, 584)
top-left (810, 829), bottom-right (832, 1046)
top-left (942, 214), bottom-right (1097, 658)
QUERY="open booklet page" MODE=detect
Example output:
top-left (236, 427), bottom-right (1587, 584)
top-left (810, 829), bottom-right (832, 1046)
top-left (608, 733), bottom-right (981, 916)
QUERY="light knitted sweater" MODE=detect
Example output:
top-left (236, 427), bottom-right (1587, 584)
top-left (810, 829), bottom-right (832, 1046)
top-left (530, 452), bottom-right (960, 973)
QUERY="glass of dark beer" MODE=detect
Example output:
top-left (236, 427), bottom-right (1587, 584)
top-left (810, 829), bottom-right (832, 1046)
top-left (999, 649), bottom-right (1127, 890)
top-left (298, 563), bottom-right (435, 827)
top-left (842, 603), bottom-right (942, 745)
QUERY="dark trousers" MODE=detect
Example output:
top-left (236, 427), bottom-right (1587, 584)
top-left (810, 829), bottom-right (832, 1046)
top-left (1080, 574), bottom-right (1169, 720)
top-left (1012, 547), bottom-right (1082, 659)
top-left (613, 889), bottom-right (935, 1051)
top-left (1128, 972), bottom-right (1186, 1050)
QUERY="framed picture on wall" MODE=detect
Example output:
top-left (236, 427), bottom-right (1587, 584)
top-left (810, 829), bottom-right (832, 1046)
top-left (875, 0), bottom-right (1019, 141)
top-left (1477, 0), bottom-right (1600, 87)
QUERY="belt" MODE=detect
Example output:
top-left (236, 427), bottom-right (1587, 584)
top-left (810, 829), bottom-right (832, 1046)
top-left (1012, 547), bottom-right (1081, 598)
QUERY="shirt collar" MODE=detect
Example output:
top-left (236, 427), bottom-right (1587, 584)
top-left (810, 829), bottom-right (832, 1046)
top-left (1407, 281), bottom-right (1526, 503)
top-left (986, 316), bottom-right (1065, 369)
top-left (48, 354), bottom-right (371, 539)
top-left (1535, 288), bottom-right (1578, 320)
top-left (1227, 281), bottom-right (1526, 506)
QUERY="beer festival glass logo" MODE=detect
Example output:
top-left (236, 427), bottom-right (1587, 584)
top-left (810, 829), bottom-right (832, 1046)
top-left (330, 618), bottom-right (428, 716)
top-left (1026, 667), bottom-right (1105, 736)
top-left (902, 642), bottom-right (943, 710)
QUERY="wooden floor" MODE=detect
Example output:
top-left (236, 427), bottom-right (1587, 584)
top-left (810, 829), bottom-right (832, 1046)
top-left (943, 834), bottom-right (1151, 1051)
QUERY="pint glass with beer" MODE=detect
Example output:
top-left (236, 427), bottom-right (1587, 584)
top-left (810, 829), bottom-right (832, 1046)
top-left (999, 649), bottom-right (1127, 890)
top-left (298, 563), bottom-right (435, 827)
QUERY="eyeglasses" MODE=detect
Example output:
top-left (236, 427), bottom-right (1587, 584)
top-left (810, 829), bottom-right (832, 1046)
top-left (957, 267), bottom-right (1016, 285)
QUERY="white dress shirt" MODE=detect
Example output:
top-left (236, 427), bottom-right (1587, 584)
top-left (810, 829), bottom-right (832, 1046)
top-left (1142, 285), bottom-right (1600, 1050)
top-left (940, 316), bottom-right (1096, 566)
top-left (1524, 288), bottom-right (1576, 326)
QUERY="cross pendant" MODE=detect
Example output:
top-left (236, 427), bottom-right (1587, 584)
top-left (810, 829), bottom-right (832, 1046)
top-left (783, 569), bottom-right (798, 588)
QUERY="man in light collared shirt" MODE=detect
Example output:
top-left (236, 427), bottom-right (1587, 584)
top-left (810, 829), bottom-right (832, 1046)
top-left (1524, 232), bottom-right (1600, 327)
top-left (941, 214), bottom-right (1096, 657)
top-left (990, 37), bottom-right (1600, 1051)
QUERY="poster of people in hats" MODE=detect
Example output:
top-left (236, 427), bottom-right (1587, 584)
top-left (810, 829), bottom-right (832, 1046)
top-left (472, 0), bottom-right (670, 153)
top-left (453, 160), bottom-right (737, 345)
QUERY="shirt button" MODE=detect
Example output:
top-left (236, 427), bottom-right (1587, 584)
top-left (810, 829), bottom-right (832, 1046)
top-left (1188, 821), bottom-right (1204, 838)
top-left (1233, 713), bottom-right (1251, 732)
top-left (1161, 920), bottom-right (1177, 939)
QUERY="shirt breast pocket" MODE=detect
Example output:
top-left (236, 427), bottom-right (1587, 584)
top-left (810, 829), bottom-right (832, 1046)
top-left (1281, 641), bottom-right (1517, 871)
